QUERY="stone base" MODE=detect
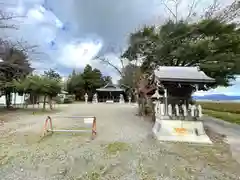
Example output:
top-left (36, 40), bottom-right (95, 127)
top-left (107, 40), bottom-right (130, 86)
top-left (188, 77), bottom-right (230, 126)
top-left (106, 100), bottom-right (114, 103)
top-left (152, 119), bottom-right (212, 144)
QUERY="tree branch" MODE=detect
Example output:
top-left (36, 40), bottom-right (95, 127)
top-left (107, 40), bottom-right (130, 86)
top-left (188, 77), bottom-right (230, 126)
top-left (215, 0), bottom-right (240, 23)
top-left (203, 0), bottom-right (220, 19)
top-left (160, 0), bottom-right (178, 22)
top-left (0, 10), bottom-right (24, 29)
top-left (95, 56), bottom-right (124, 77)
top-left (185, 0), bottom-right (202, 21)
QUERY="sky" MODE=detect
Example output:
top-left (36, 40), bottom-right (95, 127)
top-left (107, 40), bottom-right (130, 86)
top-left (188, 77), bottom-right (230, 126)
top-left (0, 0), bottom-right (239, 96)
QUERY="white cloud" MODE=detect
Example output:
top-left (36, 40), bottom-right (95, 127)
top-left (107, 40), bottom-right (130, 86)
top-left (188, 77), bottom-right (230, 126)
top-left (1, 0), bottom-right (239, 92)
top-left (2, 1), bottom-right (104, 71)
top-left (26, 5), bottom-right (45, 22)
top-left (193, 76), bottom-right (240, 96)
top-left (57, 40), bottom-right (102, 68)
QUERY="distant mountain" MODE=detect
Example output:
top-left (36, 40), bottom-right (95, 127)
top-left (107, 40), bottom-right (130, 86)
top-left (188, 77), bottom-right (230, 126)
top-left (192, 94), bottom-right (240, 101)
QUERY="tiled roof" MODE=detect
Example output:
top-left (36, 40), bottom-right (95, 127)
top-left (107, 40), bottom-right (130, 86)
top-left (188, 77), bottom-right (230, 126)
top-left (96, 82), bottom-right (124, 92)
top-left (154, 66), bottom-right (215, 83)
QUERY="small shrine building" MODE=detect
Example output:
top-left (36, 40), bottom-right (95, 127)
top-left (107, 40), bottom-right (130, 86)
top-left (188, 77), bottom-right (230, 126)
top-left (96, 83), bottom-right (126, 102)
top-left (148, 66), bottom-right (215, 144)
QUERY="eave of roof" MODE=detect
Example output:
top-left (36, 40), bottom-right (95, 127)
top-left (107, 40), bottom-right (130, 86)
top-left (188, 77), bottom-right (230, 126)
top-left (96, 88), bottom-right (125, 92)
top-left (154, 66), bottom-right (215, 83)
top-left (97, 82), bottom-right (125, 92)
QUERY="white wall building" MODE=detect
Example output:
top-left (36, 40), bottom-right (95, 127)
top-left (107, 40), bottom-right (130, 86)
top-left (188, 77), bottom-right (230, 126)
top-left (0, 93), bottom-right (25, 105)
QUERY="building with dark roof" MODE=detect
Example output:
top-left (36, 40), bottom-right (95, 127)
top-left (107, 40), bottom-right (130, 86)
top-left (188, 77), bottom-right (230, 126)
top-left (96, 82), bottom-right (126, 102)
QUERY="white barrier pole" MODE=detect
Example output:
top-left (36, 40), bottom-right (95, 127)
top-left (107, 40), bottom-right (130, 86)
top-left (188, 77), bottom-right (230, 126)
top-left (175, 104), bottom-right (179, 117)
top-left (182, 104), bottom-right (187, 117)
top-left (51, 129), bottom-right (92, 132)
top-left (160, 103), bottom-right (165, 116)
top-left (168, 104), bottom-right (172, 116)
top-left (164, 89), bottom-right (168, 115)
top-left (43, 116), bottom-right (97, 139)
top-left (191, 105), bottom-right (196, 117)
top-left (197, 105), bottom-right (202, 118)
top-left (84, 93), bottom-right (88, 104)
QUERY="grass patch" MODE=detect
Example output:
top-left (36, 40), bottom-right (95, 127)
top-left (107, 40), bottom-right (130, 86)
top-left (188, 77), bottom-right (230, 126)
top-left (105, 142), bottom-right (129, 154)
top-left (199, 102), bottom-right (240, 114)
top-left (203, 109), bottom-right (240, 125)
top-left (78, 171), bottom-right (101, 180)
top-left (0, 155), bottom-right (14, 166)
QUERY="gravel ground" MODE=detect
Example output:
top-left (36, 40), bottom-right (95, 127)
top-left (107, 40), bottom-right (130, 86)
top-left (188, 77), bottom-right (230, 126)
top-left (0, 103), bottom-right (240, 180)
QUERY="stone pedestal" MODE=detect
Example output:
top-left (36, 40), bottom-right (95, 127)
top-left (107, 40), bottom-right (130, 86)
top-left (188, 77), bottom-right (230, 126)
top-left (152, 118), bottom-right (212, 144)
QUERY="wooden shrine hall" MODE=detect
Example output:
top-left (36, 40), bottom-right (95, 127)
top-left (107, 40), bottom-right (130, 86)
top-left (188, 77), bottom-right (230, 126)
top-left (96, 83), bottom-right (126, 102)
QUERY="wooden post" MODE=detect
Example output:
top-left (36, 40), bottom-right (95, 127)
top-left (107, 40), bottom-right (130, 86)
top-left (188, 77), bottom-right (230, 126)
top-left (92, 117), bottom-right (97, 140)
top-left (164, 89), bottom-right (168, 116)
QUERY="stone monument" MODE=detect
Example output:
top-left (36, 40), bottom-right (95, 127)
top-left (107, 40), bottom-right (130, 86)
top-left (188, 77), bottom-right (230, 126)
top-left (92, 93), bottom-right (98, 104)
top-left (119, 94), bottom-right (125, 103)
top-left (84, 93), bottom-right (88, 103)
top-left (128, 96), bottom-right (131, 104)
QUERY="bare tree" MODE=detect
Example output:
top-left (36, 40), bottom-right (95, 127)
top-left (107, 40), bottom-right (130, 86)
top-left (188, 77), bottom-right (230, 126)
top-left (96, 56), bottom-right (124, 77)
top-left (95, 46), bottom-right (126, 78)
top-left (0, 9), bottom-right (24, 29)
top-left (214, 0), bottom-right (240, 24)
top-left (160, 0), bottom-right (240, 23)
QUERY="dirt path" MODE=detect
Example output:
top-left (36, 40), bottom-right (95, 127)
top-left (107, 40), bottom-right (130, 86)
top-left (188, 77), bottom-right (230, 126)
top-left (0, 103), bottom-right (240, 180)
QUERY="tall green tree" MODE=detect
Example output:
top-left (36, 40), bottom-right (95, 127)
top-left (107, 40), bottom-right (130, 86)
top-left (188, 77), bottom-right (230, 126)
top-left (123, 19), bottom-right (240, 90)
top-left (0, 44), bottom-right (33, 107)
top-left (14, 74), bottom-right (61, 110)
top-left (122, 19), bottom-right (240, 116)
top-left (66, 64), bottom-right (111, 100)
top-left (119, 63), bottom-right (141, 89)
top-left (44, 69), bottom-right (61, 81)
top-left (66, 72), bottom-right (84, 100)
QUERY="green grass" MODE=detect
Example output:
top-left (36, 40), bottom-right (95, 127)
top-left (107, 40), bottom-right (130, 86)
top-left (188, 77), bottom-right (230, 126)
top-left (198, 101), bottom-right (240, 125)
top-left (199, 102), bottom-right (240, 114)
top-left (105, 142), bottom-right (129, 154)
top-left (203, 109), bottom-right (240, 125)
top-left (77, 171), bottom-right (101, 180)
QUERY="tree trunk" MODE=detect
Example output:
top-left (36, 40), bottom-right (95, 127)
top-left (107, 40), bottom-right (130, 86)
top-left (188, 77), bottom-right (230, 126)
top-left (5, 90), bottom-right (11, 108)
top-left (43, 95), bottom-right (47, 110)
top-left (23, 93), bottom-right (28, 108)
top-left (37, 96), bottom-right (40, 108)
top-left (22, 93), bottom-right (25, 108)
top-left (49, 96), bottom-right (53, 110)
top-left (137, 93), bottom-right (144, 116)
top-left (151, 100), bottom-right (156, 122)
top-left (14, 92), bottom-right (16, 108)
top-left (134, 88), bottom-right (138, 103)
top-left (32, 94), bottom-right (34, 108)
